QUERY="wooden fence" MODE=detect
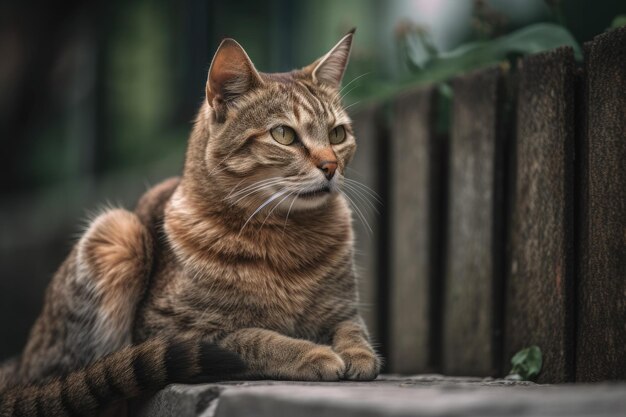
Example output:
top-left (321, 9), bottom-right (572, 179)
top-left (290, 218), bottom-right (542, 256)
top-left (351, 26), bottom-right (626, 383)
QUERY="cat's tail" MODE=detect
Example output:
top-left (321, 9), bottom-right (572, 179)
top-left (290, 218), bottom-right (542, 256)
top-left (0, 337), bottom-right (245, 417)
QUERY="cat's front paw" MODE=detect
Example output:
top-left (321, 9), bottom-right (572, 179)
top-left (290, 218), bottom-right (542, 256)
top-left (339, 348), bottom-right (380, 380)
top-left (296, 346), bottom-right (345, 381)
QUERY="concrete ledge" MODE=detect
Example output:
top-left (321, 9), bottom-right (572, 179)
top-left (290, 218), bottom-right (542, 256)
top-left (136, 375), bottom-right (626, 417)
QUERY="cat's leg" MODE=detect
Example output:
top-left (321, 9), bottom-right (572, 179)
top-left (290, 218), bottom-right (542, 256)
top-left (331, 317), bottom-right (380, 380)
top-left (19, 208), bottom-right (152, 382)
top-left (220, 328), bottom-right (345, 381)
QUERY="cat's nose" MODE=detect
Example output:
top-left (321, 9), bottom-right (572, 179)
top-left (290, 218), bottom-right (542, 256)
top-left (317, 160), bottom-right (337, 180)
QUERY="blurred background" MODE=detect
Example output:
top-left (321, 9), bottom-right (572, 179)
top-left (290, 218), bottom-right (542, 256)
top-left (0, 0), bottom-right (624, 364)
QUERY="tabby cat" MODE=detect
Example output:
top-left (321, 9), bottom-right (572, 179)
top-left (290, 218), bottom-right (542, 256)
top-left (0, 29), bottom-right (380, 416)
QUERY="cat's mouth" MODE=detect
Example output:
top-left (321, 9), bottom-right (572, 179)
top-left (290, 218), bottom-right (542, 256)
top-left (298, 186), bottom-right (332, 199)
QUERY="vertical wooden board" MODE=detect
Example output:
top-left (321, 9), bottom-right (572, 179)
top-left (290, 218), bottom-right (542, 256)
top-left (389, 87), bottom-right (437, 373)
top-left (443, 67), bottom-right (504, 376)
top-left (505, 48), bottom-right (575, 383)
top-left (578, 27), bottom-right (626, 382)
top-left (349, 105), bottom-right (382, 346)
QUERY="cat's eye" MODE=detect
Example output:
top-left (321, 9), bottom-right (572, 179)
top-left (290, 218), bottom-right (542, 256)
top-left (329, 125), bottom-right (346, 144)
top-left (270, 125), bottom-right (296, 145)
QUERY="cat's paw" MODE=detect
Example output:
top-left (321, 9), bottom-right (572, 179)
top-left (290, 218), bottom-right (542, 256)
top-left (296, 346), bottom-right (346, 381)
top-left (339, 348), bottom-right (380, 380)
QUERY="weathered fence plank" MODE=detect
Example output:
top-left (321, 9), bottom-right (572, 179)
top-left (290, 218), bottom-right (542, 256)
top-left (389, 87), bottom-right (439, 373)
top-left (443, 67), bottom-right (505, 376)
top-left (504, 48), bottom-right (576, 383)
top-left (350, 105), bottom-right (384, 351)
top-left (577, 27), bottom-right (626, 382)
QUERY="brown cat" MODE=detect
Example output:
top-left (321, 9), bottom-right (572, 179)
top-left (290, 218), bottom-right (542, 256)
top-left (0, 29), bottom-right (379, 416)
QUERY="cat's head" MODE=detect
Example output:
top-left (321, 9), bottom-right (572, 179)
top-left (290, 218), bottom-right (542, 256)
top-left (187, 30), bottom-right (357, 214)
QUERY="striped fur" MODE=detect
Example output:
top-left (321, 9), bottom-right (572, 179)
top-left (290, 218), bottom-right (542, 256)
top-left (0, 338), bottom-right (244, 417)
top-left (0, 30), bottom-right (379, 416)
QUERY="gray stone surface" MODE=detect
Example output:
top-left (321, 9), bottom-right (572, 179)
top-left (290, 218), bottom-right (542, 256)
top-left (136, 375), bottom-right (626, 417)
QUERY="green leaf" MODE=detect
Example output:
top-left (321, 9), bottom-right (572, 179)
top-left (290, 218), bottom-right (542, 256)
top-left (405, 23), bottom-right (582, 86)
top-left (610, 15), bottom-right (626, 29)
top-left (346, 24), bottom-right (582, 110)
top-left (509, 346), bottom-right (543, 381)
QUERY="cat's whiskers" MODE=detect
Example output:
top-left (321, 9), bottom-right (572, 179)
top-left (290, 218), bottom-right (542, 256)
top-left (344, 177), bottom-right (382, 203)
top-left (225, 178), bottom-right (247, 198)
top-left (249, 167), bottom-right (311, 234)
top-left (238, 188), bottom-right (289, 236)
top-left (208, 163), bottom-right (238, 177)
top-left (208, 147), bottom-right (240, 176)
top-left (228, 179), bottom-right (287, 205)
top-left (229, 176), bottom-right (284, 194)
top-left (231, 182), bottom-right (288, 207)
top-left (341, 177), bottom-right (380, 205)
top-left (342, 100), bottom-right (362, 113)
top-left (340, 190), bottom-right (372, 234)
top-left (227, 177), bottom-right (284, 199)
top-left (345, 166), bottom-right (367, 180)
top-left (281, 190), bottom-right (300, 236)
top-left (342, 183), bottom-right (378, 213)
top-left (277, 165), bottom-right (311, 235)
top-left (333, 72), bottom-right (371, 102)
top-left (342, 177), bottom-right (372, 224)
top-left (342, 182), bottom-right (379, 215)
top-left (260, 187), bottom-right (298, 229)
top-left (338, 84), bottom-right (359, 103)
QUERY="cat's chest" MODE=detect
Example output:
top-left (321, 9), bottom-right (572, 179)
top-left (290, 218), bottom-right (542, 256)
top-left (138, 237), bottom-right (352, 343)
top-left (153, 198), bottom-right (353, 338)
top-left (189, 262), bottom-right (327, 334)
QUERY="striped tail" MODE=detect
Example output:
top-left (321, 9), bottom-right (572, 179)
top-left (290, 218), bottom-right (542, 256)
top-left (0, 338), bottom-right (245, 417)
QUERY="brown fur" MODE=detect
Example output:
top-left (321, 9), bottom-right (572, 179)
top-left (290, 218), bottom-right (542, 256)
top-left (79, 209), bottom-right (151, 321)
top-left (1, 338), bottom-right (241, 416)
top-left (0, 30), bottom-right (378, 416)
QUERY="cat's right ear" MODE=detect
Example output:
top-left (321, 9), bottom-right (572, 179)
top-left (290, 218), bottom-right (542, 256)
top-left (206, 39), bottom-right (262, 110)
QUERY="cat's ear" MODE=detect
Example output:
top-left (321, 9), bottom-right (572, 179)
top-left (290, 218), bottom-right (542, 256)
top-left (306, 29), bottom-right (355, 89)
top-left (206, 39), bottom-right (262, 108)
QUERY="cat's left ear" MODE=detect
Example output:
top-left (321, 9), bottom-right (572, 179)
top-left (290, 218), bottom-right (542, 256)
top-left (305, 29), bottom-right (355, 89)
top-left (206, 39), bottom-right (263, 109)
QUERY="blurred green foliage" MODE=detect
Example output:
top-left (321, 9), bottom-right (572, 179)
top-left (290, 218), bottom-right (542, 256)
top-left (345, 20), bottom-right (582, 107)
top-left (610, 15), bottom-right (626, 28)
top-left (403, 23), bottom-right (582, 82)
top-left (107, 1), bottom-right (181, 170)
top-left (508, 346), bottom-right (543, 381)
